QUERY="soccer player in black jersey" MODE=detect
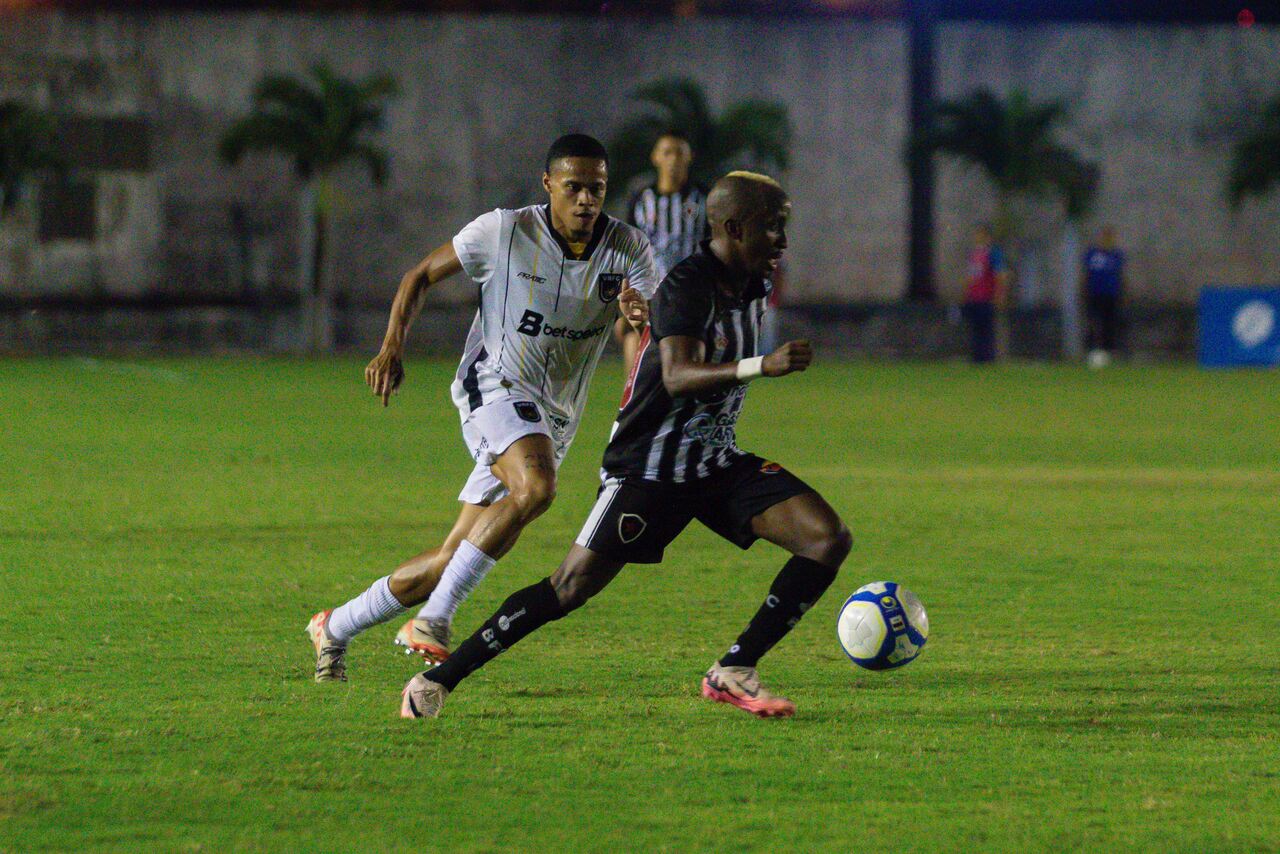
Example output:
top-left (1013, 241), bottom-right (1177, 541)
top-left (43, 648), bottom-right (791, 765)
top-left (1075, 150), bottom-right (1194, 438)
top-left (401, 171), bottom-right (850, 719)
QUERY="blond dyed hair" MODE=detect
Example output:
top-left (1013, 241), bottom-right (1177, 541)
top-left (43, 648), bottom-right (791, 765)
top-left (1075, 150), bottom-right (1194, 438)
top-left (723, 170), bottom-right (783, 190)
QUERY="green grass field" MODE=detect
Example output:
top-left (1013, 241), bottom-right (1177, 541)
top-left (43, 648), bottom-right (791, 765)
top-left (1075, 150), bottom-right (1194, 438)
top-left (2, 356), bottom-right (1278, 852)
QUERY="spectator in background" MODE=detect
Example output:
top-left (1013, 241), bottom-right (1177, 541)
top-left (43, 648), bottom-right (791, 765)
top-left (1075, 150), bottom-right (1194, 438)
top-left (1082, 225), bottom-right (1126, 369)
top-left (760, 261), bottom-right (784, 355)
top-left (962, 224), bottom-right (1008, 364)
top-left (614, 130), bottom-right (708, 371)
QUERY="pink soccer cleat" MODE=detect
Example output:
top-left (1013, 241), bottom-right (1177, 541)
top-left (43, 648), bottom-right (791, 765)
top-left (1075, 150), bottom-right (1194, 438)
top-left (701, 662), bottom-right (796, 718)
top-left (305, 609), bottom-right (347, 683)
top-left (393, 618), bottom-right (452, 665)
top-left (400, 673), bottom-right (449, 719)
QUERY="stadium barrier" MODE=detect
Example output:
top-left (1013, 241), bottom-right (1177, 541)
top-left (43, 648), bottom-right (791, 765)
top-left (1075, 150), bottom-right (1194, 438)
top-left (0, 299), bottom-right (1197, 360)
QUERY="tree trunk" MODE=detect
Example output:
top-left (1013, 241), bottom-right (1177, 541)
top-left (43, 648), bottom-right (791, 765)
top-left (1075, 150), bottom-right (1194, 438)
top-left (295, 183), bottom-right (317, 354)
top-left (1060, 222), bottom-right (1084, 361)
top-left (310, 200), bottom-right (333, 353)
top-left (296, 182), bottom-right (334, 354)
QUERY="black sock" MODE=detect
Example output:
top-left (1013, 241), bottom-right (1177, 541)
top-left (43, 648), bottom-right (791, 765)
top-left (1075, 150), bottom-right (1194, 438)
top-left (425, 577), bottom-right (564, 692)
top-left (718, 555), bottom-right (838, 668)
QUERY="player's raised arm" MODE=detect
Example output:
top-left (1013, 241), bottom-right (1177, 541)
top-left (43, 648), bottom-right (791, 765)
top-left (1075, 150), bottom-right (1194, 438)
top-left (366, 241), bottom-right (463, 406)
top-left (659, 334), bottom-right (811, 397)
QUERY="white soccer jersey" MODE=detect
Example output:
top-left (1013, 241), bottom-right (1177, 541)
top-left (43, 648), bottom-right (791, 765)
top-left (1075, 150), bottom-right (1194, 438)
top-left (450, 204), bottom-right (657, 447)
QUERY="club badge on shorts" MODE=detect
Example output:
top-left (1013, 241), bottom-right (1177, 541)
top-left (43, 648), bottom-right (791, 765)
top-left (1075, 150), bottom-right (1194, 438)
top-left (597, 273), bottom-right (624, 303)
top-left (514, 401), bottom-right (542, 423)
top-left (618, 513), bottom-right (647, 543)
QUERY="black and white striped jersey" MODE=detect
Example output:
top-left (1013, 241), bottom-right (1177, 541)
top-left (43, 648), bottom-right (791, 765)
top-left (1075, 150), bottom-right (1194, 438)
top-left (600, 242), bottom-right (771, 483)
top-left (628, 183), bottom-right (708, 279)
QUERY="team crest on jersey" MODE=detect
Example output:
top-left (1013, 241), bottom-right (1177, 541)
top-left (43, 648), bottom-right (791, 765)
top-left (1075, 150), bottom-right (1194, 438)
top-left (618, 513), bottom-right (647, 543)
top-left (760, 461), bottom-right (783, 474)
top-left (513, 401), bottom-right (542, 423)
top-left (597, 273), bottom-right (624, 303)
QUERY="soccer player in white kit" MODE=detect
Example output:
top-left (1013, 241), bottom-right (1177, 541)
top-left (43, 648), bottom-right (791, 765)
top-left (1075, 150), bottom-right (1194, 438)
top-left (305, 135), bottom-right (657, 681)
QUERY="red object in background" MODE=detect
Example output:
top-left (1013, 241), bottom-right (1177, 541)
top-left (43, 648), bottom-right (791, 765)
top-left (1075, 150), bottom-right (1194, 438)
top-left (1237, 7), bottom-right (1255, 26)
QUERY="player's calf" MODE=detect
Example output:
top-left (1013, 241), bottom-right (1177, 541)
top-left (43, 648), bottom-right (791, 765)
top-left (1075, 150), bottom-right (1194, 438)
top-left (718, 554), bottom-right (839, 671)
top-left (549, 545), bottom-right (626, 613)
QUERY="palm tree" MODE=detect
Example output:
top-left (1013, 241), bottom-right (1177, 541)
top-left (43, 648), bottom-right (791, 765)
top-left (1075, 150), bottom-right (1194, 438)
top-left (219, 64), bottom-right (397, 352)
top-left (911, 88), bottom-right (1097, 356)
top-left (0, 100), bottom-right (59, 217)
top-left (1227, 94), bottom-right (1280, 208)
top-left (607, 78), bottom-right (792, 199)
top-left (912, 88), bottom-right (1097, 232)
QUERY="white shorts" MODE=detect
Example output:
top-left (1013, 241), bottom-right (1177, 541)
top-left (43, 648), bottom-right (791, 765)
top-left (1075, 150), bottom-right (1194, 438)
top-left (457, 398), bottom-right (568, 505)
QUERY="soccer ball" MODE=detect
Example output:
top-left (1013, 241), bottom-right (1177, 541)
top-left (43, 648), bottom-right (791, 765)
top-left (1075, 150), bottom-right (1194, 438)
top-left (836, 581), bottom-right (928, 670)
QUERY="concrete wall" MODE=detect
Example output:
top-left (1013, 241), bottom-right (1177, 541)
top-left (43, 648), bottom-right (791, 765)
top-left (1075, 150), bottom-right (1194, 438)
top-left (0, 302), bottom-right (1197, 360)
top-left (933, 23), bottom-right (1280, 305)
top-left (0, 10), bottom-right (1277, 308)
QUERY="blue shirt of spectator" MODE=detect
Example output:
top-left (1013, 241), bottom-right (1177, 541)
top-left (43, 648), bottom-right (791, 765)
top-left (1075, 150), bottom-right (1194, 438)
top-left (1084, 247), bottom-right (1125, 297)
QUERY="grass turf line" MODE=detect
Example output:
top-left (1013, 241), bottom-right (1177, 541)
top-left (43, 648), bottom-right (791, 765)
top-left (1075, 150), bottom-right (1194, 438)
top-left (1, 357), bottom-right (1278, 851)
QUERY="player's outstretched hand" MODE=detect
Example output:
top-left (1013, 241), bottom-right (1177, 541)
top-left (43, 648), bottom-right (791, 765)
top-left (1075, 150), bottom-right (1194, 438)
top-left (762, 340), bottom-right (813, 377)
top-left (365, 348), bottom-right (405, 407)
top-left (619, 281), bottom-right (649, 332)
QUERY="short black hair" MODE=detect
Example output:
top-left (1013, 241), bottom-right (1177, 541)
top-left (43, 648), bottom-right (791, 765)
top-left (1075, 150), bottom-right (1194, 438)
top-left (656, 129), bottom-right (689, 144)
top-left (545, 134), bottom-right (608, 173)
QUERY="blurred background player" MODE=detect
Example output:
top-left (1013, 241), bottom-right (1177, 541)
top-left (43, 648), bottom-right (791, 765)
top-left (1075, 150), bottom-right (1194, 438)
top-left (961, 223), bottom-right (1008, 364)
top-left (305, 134), bottom-right (655, 681)
top-left (1082, 224), bottom-right (1126, 368)
top-left (760, 262), bottom-right (785, 353)
top-left (400, 172), bottom-right (851, 720)
top-left (613, 130), bottom-right (708, 371)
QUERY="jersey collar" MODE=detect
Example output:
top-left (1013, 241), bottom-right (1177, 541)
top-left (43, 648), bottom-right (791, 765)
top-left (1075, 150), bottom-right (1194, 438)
top-left (648, 180), bottom-right (695, 197)
top-left (541, 205), bottom-right (610, 262)
top-left (697, 240), bottom-right (767, 303)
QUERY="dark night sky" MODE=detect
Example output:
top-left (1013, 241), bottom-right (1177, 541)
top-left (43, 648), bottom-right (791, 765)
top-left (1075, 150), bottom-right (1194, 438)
top-left (13, 0), bottom-right (1279, 24)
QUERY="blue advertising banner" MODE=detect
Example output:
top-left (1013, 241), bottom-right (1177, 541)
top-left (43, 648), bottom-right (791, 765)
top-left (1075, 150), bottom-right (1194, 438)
top-left (1198, 287), bottom-right (1280, 368)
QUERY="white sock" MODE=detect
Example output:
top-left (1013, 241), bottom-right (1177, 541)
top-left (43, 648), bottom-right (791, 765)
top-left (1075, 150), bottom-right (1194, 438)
top-left (326, 575), bottom-right (407, 645)
top-left (416, 540), bottom-right (497, 624)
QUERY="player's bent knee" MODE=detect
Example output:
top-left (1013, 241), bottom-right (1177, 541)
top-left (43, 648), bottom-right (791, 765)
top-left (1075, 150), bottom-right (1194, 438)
top-left (803, 519), bottom-right (852, 568)
top-left (510, 477), bottom-right (557, 521)
top-left (829, 522), bottom-right (853, 563)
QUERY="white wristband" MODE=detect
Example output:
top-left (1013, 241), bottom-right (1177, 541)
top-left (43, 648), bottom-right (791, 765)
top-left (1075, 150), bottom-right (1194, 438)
top-left (735, 356), bottom-right (765, 381)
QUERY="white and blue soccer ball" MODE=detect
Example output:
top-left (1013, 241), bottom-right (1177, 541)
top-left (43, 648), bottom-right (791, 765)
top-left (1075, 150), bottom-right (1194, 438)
top-left (836, 581), bottom-right (929, 670)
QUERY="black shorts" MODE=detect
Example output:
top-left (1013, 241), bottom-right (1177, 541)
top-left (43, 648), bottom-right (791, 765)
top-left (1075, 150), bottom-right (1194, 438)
top-left (574, 454), bottom-right (816, 564)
